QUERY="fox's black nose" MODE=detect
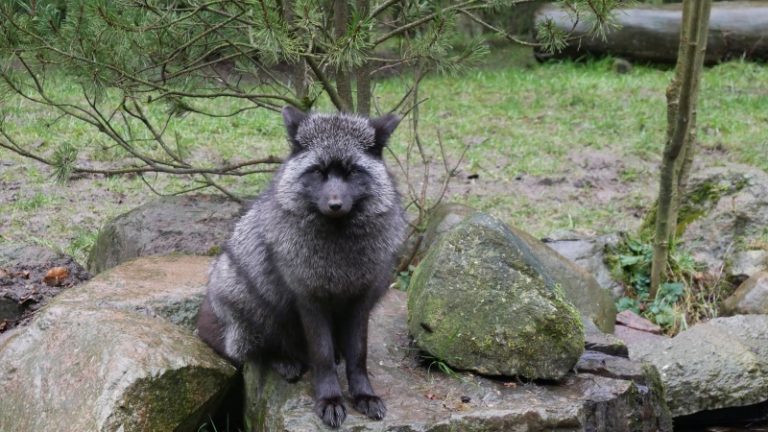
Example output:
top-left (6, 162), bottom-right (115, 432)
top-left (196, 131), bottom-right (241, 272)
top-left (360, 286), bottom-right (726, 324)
top-left (328, 202), bottom-right (342, 211)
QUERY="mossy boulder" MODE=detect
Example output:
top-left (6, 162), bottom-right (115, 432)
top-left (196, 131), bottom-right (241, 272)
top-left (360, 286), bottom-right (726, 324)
top-left (642, 163), bottom-right (768, 276)
top-left (407, 212), bottom-right (589, 380)
top-left (409, 203), bottom-right (477, 263)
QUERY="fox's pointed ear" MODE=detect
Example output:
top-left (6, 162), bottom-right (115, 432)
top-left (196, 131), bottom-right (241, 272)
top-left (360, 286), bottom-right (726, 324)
top-left (282, 106), bottom-right (307, 152)
top-left (368, 113), bottom-right (401, 157)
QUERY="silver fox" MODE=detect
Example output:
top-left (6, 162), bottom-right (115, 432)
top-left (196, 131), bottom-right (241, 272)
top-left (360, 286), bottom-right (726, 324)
top-left (196, 106), bottom-right (406, 428)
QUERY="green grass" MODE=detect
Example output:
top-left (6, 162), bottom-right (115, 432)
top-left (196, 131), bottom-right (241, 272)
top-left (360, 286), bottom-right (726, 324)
top-left (2, 45), bottom-right (768, 263)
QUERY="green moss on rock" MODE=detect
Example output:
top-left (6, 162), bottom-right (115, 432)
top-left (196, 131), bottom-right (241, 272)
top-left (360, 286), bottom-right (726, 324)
top-left (407, 213), bottom-right (586, 380)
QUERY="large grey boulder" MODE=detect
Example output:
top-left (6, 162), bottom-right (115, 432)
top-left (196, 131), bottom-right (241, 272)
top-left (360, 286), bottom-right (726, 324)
top-left (87, 195), bottom-right (244, 274)
top-left (630, 315), bottom-right (768, 417)
top-left (408, 213), bottom-right (585, 379)
top-left (722, 271), bottom-right (768, 315)
top-left (0, 255), bottom-right (236, 432)
top-left (679, 164), bottom-right (768, 277)
top-left (543, 233), bottom-right (624, 299)
top-left (244, 289), bottom-right (672, 431)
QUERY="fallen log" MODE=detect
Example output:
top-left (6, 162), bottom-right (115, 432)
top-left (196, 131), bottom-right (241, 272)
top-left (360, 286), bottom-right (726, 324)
top-left (534, 1), bottom-right (768, 64)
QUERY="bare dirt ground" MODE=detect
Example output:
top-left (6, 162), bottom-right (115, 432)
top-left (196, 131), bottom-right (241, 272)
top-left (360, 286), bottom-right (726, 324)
top-left (0, 145), bottom-right (661, 265)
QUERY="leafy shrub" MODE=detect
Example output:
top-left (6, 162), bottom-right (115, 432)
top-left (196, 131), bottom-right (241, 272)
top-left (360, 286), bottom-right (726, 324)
top-left (607, 234), bottom-right (731, 334)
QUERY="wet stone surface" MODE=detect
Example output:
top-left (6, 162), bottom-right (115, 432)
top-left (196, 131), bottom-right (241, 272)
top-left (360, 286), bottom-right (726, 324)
top-left (244, 289), bottom-right (672, 432)
top-left (0, 255), bottom-right (235, 432)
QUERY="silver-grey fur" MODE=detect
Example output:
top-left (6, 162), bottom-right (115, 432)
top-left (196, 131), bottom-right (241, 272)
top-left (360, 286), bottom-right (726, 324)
top-left (197, 106), bottom-right (406, 428)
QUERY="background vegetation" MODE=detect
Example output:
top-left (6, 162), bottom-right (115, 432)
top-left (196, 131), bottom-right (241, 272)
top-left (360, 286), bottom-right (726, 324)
top-left (3, 45), bottom-right (766, 257)
top-left (2, 1), bottom-right (767, 333)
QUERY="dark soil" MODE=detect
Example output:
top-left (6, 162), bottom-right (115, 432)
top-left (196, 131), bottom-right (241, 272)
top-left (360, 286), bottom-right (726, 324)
top-left (0, 245), bottom-right (90, 333)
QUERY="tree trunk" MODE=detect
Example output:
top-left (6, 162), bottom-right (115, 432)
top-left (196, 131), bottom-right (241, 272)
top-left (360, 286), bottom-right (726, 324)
top-left (283, 0), bottom-right (309, 104)
top-left (534, 1), bottom-right (764, 64)
top-left (355, 0), bottom-right (372, 116)
top-left (650, 0), bottom-right (712, 299)
top-left (334, 0), bottom-right (354, 112)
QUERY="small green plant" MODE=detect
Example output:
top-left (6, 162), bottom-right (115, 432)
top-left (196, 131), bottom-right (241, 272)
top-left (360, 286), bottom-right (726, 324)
top-left (66, 229), bottom-right (98, 265)
top-left (13, 192), bottom-right (54, 211)
top-left (425, 358), bottom-right (461, 381)
top-left (197, 414), bottom-right (230, 432)
top-left (396, 265), bottom-right (417, 291)
top-left (607, 234), bottom-right (715, 334)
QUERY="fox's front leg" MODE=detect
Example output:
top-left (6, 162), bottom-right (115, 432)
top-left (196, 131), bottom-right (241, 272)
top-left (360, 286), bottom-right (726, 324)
top-left (297, 300), bottom-right (346, 428)
top-left (338, 300), bottom-right (386, 420)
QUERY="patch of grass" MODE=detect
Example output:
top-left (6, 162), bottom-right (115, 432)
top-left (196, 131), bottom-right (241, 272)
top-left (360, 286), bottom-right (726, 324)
top-left (2, 45), bottom-right (768, 253)
top-left (13, 192), bottom-right (56, 211)
top-left (65, 228), bottom-right (98, 265)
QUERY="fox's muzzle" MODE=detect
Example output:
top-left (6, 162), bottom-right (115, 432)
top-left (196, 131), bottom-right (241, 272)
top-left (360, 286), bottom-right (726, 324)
top-left (319, 176), bottom-right (352, 218)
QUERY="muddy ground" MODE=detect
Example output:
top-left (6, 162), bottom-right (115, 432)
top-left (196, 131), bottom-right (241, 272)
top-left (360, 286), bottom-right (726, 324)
top-left (1, 142), bottom-right (736, 266)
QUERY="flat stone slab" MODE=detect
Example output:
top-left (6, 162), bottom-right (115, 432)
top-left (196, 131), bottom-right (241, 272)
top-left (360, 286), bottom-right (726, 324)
top-left (722, 271), bottom-right (768, 315)
top-left (55, 255), bottom-right (211, 331)
top-left (245, 290), bottom-right (671, 431)
top-left (631, 315), bottom-right (768, 417)
top-left (0, 255), bottom-right (235, 432)
top-left (584, 320), bottom-right (628, 357)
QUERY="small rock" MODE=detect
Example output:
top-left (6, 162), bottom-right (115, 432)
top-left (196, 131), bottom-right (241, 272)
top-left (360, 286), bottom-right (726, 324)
top-left (730, 250), bottom-right (768, 281)
top-left (680, 164), bottom-right (768, 277)
top-left (616, 310), bottom-right (662, 334)
top-left (613, 58), bottom-right (633, 74)
top-left (575, 350), bottom-right (646, 382)
top-left (584, 320), bottom-right (628, 357)
top-left (721, 271), bottom-right (768, 315)
top-left (543, 233), bottom-right (624, 299)
top-left (614, 324), bottom-right (668, 351)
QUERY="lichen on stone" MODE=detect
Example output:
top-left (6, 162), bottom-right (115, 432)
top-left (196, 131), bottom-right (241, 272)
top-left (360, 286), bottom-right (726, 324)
top-left (407, 212), bottom-right (586, 380)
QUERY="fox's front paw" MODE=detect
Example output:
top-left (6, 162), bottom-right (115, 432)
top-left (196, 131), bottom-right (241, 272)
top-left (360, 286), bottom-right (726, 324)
top-left (353, 394), bottom-right (386, 420)
top-left (315, 396), bottom-right (347, 428)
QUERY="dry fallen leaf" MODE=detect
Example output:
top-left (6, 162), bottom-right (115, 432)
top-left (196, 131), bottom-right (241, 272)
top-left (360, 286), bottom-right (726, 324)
top-left (43, 266), bottom-right (69, 286)
top-left (21, 270), bottom-right (30, 279)
top-left (0, 268), bottom-right (8, 279)
top-left (424, 393), bottom-right (438, 400)
top-left (502, 382), bottom-right (517, 389)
